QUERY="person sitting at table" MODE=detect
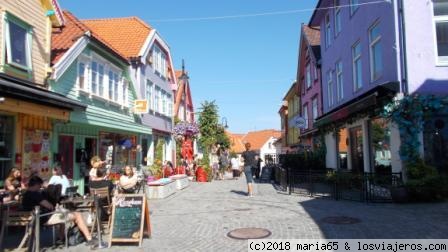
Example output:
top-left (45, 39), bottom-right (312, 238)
top-left (118, 165), bottom-right (137, 194)
top-left (47, 163), bottom-right (70, 196)
top-left (22, 176), bottom-right (96, 245)
top-left (89, 156), bottom-right (106, 181)
top-left (4, 167), bottom-right (26, 201)
top-left (89, 168), bottom-right (113, 190)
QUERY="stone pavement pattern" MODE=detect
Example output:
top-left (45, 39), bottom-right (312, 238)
top-left (6, 178), bottom-right (448, 251)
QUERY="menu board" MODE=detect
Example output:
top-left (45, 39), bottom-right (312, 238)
top-left (109, 194), bottom-right (150, 247)
top-left (22, 129), bottom-right (52, 180)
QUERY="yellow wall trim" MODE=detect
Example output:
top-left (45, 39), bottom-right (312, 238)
top-left (0, 97), bottom-right (69, 120)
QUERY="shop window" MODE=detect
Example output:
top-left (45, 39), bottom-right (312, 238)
top-left (0, 116), bottom-right (14, 181)
top-left (370, 118), bottom-right (391, 174)
top-left (99, 132), bottom-right (137, 172)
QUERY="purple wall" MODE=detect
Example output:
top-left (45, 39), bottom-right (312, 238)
top-left (298, 32), bottom-right (322, 132)
top-left (403, 0), bottom-right (448, 94)
top-left (311, 0), bottom-right (399, 114)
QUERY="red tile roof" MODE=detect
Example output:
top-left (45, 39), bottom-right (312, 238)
top-left (302, 25), bottom-right (320, 46)
top-left (51, 11), bottom-right (128, 65)
top-left (82, 17), bottom-right (152, 59)
top-left (227, 129), bottom-right (281, 153)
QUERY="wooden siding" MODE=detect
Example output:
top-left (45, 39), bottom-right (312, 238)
top-left (50, 47), bottom-right (150, 134)
top-left (0, 0), bottom-right (50, 84)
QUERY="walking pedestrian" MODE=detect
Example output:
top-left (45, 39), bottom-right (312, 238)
top-left (241, 143), bottom-right (257, 197)
top-left (230, 153), bottom-right (240, 179)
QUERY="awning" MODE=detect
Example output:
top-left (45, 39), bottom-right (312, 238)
top-left (315, 82), bottom-right (399, 128)
top-left (0, 73), bottom-right (86, 111)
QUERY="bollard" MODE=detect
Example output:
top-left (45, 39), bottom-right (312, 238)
top-left (34, 206), bottom-right (40, 252)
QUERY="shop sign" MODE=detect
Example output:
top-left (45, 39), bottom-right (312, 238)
top-left (133, 100), bottom-right (149, 114)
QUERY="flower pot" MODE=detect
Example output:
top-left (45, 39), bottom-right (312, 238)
top-left (391, 187), bottom-right (409, 203)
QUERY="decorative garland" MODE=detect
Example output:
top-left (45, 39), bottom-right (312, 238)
top-left (382, 94), bottom-right (448, 161)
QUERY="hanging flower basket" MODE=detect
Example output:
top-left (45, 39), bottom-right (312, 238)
top-left (173, 121), bottom-right (200, 138)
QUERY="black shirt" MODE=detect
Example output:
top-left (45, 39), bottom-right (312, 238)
top-left (242, 150), bottom-right (257, 167)
top-left (22, 190), bottom-right (51, 223)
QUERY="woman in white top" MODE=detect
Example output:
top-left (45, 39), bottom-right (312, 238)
top-left (119, 166), bottom-right (138, 193)
top-left (89, 156), bottom-right (106, 181)
top-left (230, 155), bottom-right (240, 178)
top-left (48, 163), bottom-right (70, 196)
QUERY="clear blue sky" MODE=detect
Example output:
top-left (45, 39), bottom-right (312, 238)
top-left (59, 0), bottom-right (318, 133)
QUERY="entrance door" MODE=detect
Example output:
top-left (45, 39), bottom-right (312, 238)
top-left (0, 116), bottom-right (13, 181)
top-left (349, 126), bottom-right (364, 173)
top-left (58, 135), bottom-right (74, 178)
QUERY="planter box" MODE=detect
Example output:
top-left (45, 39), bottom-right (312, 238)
top-left (169, 174), bottom-right (190, 190)
top-left (145, 179), bottom-right (176, 199)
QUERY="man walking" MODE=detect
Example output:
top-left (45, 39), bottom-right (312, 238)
top-left (241, 143), bottom-right (257, 197)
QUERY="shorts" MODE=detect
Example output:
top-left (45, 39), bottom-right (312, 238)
top-left (243, 166), bottom-right (253, 183)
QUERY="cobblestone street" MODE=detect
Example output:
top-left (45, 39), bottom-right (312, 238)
top-left (45, 177), bottom-right (448, 251)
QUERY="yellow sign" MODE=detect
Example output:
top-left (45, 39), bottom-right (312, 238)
top-left (134, 100), bottom-right (149, 114)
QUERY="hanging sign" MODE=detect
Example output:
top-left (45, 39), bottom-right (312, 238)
top-left (290, 115), bottom-right (307, 129)
top-left (133, 100), bottom-right (149, 114)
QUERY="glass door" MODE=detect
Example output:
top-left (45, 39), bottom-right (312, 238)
top-left (349, 126), bottom-right (364, 173)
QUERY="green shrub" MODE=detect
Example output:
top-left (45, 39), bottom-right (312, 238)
top-left (405, 159), bottom-right (448, 202)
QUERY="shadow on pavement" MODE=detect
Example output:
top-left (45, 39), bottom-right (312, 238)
top-left (230, 190), bottom-right (248, 196)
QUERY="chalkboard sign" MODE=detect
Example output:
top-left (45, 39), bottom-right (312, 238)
top-left (109, 194), bottom-right (148, 247)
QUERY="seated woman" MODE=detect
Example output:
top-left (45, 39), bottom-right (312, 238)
top-left (89, 168), bottom-right (113, 194)
top-left (22, 176), bottom-right (96, 245)
top-left (89, 156), bottom-right (106, 181)
top-left (47, 163), bottom-right (70, 196)
top-left (118, 166), bottom-right (137, 194)
top-left (4, 167), bottom-right (26, 201)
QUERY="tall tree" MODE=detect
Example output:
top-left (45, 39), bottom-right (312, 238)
top-left (198, 100), bottom-right (230, 153)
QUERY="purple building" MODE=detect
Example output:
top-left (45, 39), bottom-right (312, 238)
top-left (309, 0), bottom-right (448, 174)
top-left (296, 24), bottom-right (322, 150)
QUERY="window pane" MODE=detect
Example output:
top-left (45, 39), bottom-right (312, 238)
top-left (372, 42), bottom-right (383, 78)
top-left (114, 74), bottom-right (119, 101)
top-left (9, 22), bottom-right (28, 67)
top-left (78, 63), bottom-right (85, 89)
top-left (434, 0), bottom-right (448, 16)
top-left (356, 60), bottom-right (362, 89)
top-left (98, 65), bottom-right (104, 96)
top-left (436, 21), bottom-right (448, 57)
top-left (91, 62), bottom-right (97, 94)
top-left (108, 71), bottom-right (113, 99)
top-left (350, 0), bottom-right (359, 14)
top-left (370, 25), bottom-right (380, 41)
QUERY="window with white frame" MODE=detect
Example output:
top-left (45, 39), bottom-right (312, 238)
top-left (146, 80), bottom-right (153, 111)
top-left (312, 97), bottom-right (318, 121)
top-left (122, 79), bottom-right (128, 106)
top-left (78, 62), bottom-right (86, 90)
top-left (335, 0), bottom-right (342, 35)
top-left (369, 21), bottom-right (383, 81)
top-left (350, 0), bottom-right (359, 15)
top-left (154, 86), bottom-right (161, 112)
top-left (327, 71), bottom-right (334, 107)
top-left (433, 0), bottom-right (448, 64)
top-left (161, 91), bottom-right (167, 115)
top-left (352, 41), bottom-right (363, 90)
top-left (325, 13), bottom-right (332, 48)
top-left (167, 94), bottom-right (173, 116)
top-left (305, 63), bottom-right (312, 88)
top-left (91, 62), bottom-right (98, 95)
top-left (303, 104), bottom-right (309, 129)
top-left (98, 65), bottom-right (104, 96)
top-left (152, 45), bottom-right (168, 78)
top-left (76, 54), bottom-right (126, 106)
top-left (336, 61), bottom-right (344, 101)
top-left (4, 13), bottom-right (32, 71)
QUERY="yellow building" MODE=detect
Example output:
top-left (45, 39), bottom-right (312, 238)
top-left (0, 0), bottom-right (85, 183)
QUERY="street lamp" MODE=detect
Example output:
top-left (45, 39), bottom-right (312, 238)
top-left (221, 117), bottom-right (228, 129)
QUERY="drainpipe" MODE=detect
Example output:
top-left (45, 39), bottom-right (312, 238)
top-left (397, 0), bottom-right (409, 95)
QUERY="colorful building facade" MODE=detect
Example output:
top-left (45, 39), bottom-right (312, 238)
top-left (0, 0), bottom-right (85, 184)
top-left (49, 12), bottom-right (151, 194)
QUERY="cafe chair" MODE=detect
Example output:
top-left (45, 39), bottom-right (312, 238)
top-left (5, 209), bottom-right (35, 249)
top-left (89, 186), bottom-right (112, 235)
